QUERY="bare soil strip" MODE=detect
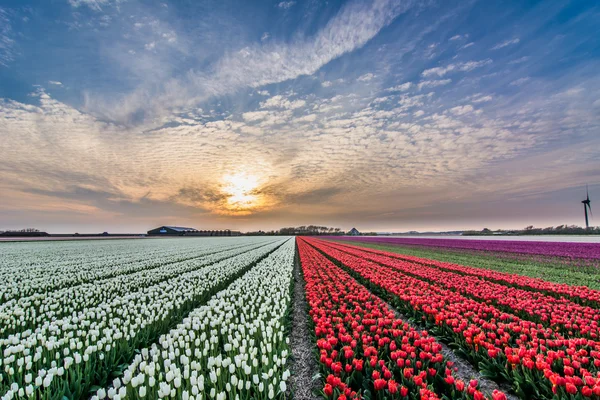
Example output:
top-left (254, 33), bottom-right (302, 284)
top-left (290, 245), bottom-right (321, 400)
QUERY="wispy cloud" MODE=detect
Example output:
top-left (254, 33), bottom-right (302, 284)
top-left (472, 95), bottom-right (492, 103)
top-left (449, 34), bottom-right (467, 41)
top-left (68, 0), bottom-right (124, 11)
top-left (422, 59), bottom-right (492, 77)
top-left (260, 95), bottom-right (306, 110)
top-left (86, 0), bottom-right (415, 124)
top-left (417, 79), bottom-right (451, 90)
top-left (277, 1), bottom-right (296, 9)
top-left (357, 73), bottom-right (375, 82)
top-left (491, 37), bottom-right (520, 50)
top-left (0, 8), bottom-right (15, 67)
top-left (508, 56), bottom-right (529, 65)
top-left (510, 77), bottom-right (530, 86)
top-left (385, 82), bottom-right (412, 92)
top-left (2, 0), bottom-right (600, 231)
top-left (448, 104), bottom-right (474, 115)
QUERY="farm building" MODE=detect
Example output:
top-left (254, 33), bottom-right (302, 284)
top-left (147, 226), bottom-right (198, 235)
top-left (147, 226), bottom-right (241, 236)
top-left (348, 227), bottom-right (361, 236)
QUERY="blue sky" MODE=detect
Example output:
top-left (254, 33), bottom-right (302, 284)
top-left (0, 0), bottom-right (599, 233)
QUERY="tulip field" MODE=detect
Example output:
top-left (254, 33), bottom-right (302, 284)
top-left (0, 237), bottom-right (293, 400)
top-left (2, 237), bottom-right (600, 399)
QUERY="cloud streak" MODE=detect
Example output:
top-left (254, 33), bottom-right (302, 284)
top-left (86, 0), bottom-right (414, 124)
top-left (422, 59), bottom-right (492, 77)
top-left (491, 38), bottom-right (520, 50)
top-left (0, 8), bottom-right (15, 67)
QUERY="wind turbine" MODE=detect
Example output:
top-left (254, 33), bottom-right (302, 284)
top-left (582, 185), bottom-right (592, 229)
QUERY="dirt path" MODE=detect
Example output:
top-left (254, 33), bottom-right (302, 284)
top-left (289, 248), bottom-right (320, 400)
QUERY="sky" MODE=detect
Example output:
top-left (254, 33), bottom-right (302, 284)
top-left (0, 0), bottom-right (599, 233)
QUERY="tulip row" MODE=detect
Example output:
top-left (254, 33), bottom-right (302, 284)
top-left (333, 236), bottom-right (600, 260)
top-left (0, 239), bottom-right (275, 336)
top-left (297, 237), bottom-right (504, 400)
top-left (91, 238), bottom-right (295, 400)
top-left (0, 237), bottom-right (289, 400)
top-left (320, 241), bottom-right (600, 339)
top-left (0, 238), bottom-right (273, 301)
top-left (329, 241), bottom-right (600, 309)
top-left (305, 237), bottom-right (600, 399)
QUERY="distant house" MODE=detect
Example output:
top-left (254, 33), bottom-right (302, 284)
top-left (348, 227), bottom-right (361, 236)
top-left (147, 226), bottom-right (199, 235)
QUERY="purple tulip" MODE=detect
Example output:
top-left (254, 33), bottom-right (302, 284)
top-left (331, 237), bottom-right (600, 260)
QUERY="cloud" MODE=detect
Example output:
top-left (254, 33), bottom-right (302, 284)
top-left (0, 8), bottom-right (15, 67)
top-left (261, 32), bottom-right (270, 41)
top-left (449, 34), bottom-right (463, 41)
top-left (510, 77), bottom-right (530, 86)
top-left (294, 114), bottom-right (317, 123)
top-left (357, 73), bottom-right (375, 82)
top-left (67, 0), bottom-right (123, 11)
top-left (472, 95), bottom-right (492, 103)
top-left (48, 81), bottom-right (63, 86)
top-left (508, 56), bottom-right (529, 65)
top-left (242, 111), bottom-right (269, 122)
top-left (448, 104), bottom-right (474, 115)
top-left (491, 38), bottom-right (520, 50)
top-left (85, 0), bottom-right (414, 124)
top-left (287, 187), bottom-right (342, 204)
top-left (385, 82), bottom-right (412, 92)
top-left (417, 79), bottom-right (451, 90)
top-left (4, 0), bottom-right (600, 232)
top-left (422, 59), bottom-right (492, 77)
top-left (460, 42), bottom-right (474, 50)
top-left (277, 1), bottom-right (296, 9)
top-left (260, 95), bottom-right (306, 110)
top-left (2, 69), bottom-right (600, 231)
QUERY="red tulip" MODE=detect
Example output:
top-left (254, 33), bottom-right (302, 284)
top-left (373, 378), bottom-right (387, 391)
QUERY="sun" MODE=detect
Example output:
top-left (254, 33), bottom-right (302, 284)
top-left (221, 172), bottom-right (262, 212)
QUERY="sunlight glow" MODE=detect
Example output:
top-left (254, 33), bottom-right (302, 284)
top-left (221, 172), bottom-right (262, 213)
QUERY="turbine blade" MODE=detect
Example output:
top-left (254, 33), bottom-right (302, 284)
top-left (587, 184), bottom-right (590, 201)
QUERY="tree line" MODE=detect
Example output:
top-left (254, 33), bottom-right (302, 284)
top-left (463, 225), bottom-right (600, 236)
top-left (245, 226), bottom-right (346, 236)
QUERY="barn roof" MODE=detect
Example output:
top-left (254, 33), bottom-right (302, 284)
top-left (162, 226), bottom-right (198, 231)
